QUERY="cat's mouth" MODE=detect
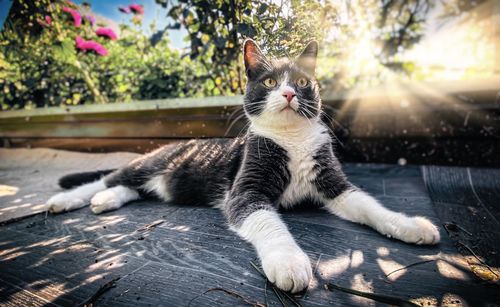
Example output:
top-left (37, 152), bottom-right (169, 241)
top-left (280, 103), bottom-right (298, 112)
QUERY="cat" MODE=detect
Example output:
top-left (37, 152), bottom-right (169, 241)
top-left (47, 39), bottom-right (440, 293)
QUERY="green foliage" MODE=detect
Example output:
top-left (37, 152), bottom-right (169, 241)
top-left (0, 0), bottom-right (209, 110)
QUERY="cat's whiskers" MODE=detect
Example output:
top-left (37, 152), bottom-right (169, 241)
top-left (235, 121), bottom-right (252, 139)
top-left (263, 138), bottom-right (270, 154)
top-left (321, 105), bottom-right (348, 130)
top-left (317, 110), bottom-right (345, 148)
top-left (225, 112), bottom-right (247, 137)
top-left (257, 137), bottom-right (261, 159)
top-left (297, 107), bottom-right (315, 129)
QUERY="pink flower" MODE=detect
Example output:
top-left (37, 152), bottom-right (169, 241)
top-left (62, 6), bottom-right (81, 27)
top-left (95, 27), bottom-right (118, 40)
top-left (45, 15), bottom-right (52, 25)
top-left (119, 6), bottom-right (131, 13)
top-left (129, 4), bottom-right (144, 15)
top-left (75, 36), bottom-right (109, 56)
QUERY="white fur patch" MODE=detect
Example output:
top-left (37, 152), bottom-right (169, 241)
top-left (252, 121), bottom-right (329, 209)
top-left (90, 185), bottom-right (139, 214)
top-left (326, 190), bottom-right (440, 245)
top-left (142, 175), bottom-right (171, 201)
top-left (47, 179), bottom-right (106, 213)
top-left (234, 210), bottom-right (312, 293)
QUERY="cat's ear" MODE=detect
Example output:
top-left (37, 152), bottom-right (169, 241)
top-left (297, 41), bottom-right (318, 75)
top-left (243, 39), bottom-right (269, 79)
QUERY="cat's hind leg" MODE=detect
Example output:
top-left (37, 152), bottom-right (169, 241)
top-left (47, 179), bottom-right (107, 213)
top-left (324, 188), bottom-right (440, 245)
top-left (90, 185), bottom-right (140, 214)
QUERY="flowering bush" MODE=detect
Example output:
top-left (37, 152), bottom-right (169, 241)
top-left (0, 0), bottom-right (208, 109)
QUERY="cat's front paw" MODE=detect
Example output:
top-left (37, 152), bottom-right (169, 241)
top-left (261, 246), bottom-right (312, 293)
top-left (396, 216), bottom-right (440, 245)
top-left (47, 192), bottom-right (87, 213)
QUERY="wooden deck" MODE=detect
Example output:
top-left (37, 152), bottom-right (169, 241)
top-left (0, 148), bottom-right (499, 306)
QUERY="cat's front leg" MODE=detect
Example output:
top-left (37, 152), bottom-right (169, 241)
top-left (324, 188), bottom-right (440, 245)
top-left (225, 198), bottom-right (312, 293)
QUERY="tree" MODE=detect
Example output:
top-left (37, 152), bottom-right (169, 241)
top-left (155, 0), bottom-right (337, 95)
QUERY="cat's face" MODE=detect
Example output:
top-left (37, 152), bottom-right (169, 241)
top-left (243, 40), bottom-right (321, 129)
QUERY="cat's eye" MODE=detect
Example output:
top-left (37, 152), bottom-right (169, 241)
top-left (296, 77), bottom-right (308, 88)
top-left (263, 78), bottom-right (277, 88)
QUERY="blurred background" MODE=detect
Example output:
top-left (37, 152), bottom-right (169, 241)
top-left (0, 0), bottom-right (498, 109)
top-left (0, 0), bottom-right (499, 166)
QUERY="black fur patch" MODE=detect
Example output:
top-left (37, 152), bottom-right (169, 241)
top-left (225, 133), bottom-right (291, 225)
top-left (59, 169), bottom-right (115, 189)
top-left (105, 139), bottom-right (245, 205)
top-left (168, 138), bottom-right (244, 206)
top-left (313, 140), bottom-right (353, 199)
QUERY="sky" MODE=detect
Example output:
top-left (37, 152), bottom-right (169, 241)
top-left (0, 0), bottom-right (188, 49)
top-left (0, 0), bottom-right (13, 30)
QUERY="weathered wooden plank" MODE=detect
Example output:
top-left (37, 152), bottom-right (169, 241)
top-left (5, 199), bottom-right (442, 287)
top-left (0, 229), bottom-right (146, 306)
top-left (2, 206), bottom-right (498, 307)
top-left (94, 261), bottom-right (287, 307)
top-left (0, 148), bottom-right (139, 223)
top-left (3, 138), bottom-right (181, 154)
top-left (0, 96), bottom-right (244, 119)
top-left (15, 207), bottom-right (489, 306)
top-left (422, 165), bottom-right (500, 279)
top-left (469, 167), bottom-right (500, 224)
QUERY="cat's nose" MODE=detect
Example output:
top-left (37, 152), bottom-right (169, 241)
top-left (282, 89), bottom-right (296, 103)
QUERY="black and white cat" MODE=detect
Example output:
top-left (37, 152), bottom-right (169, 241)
top-left (47, 39), bottom-right (440, 293)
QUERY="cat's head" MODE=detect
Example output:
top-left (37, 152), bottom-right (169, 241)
top-left (243, 39), bottom-right (321, 130)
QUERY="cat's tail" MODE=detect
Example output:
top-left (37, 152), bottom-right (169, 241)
top-left (58, 169), bottom-right (116, 189)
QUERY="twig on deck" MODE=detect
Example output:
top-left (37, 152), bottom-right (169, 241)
top-left (264, 280), bottom-right (269, 307)
top-left (187, 287), bottom-right (265, 307)
top-left (81, 277), bottom-right (121, 307)
top-left (272, 286), bottom-right (289, 307)
top-left (458, 241), bottom-right (499, 278)
top-left (458, 241), bottom-right (485, 264)
top-left (249, 261), bottom-right (303, 307)
top-left (443, 222), bottom-right (472, 236)
top-left (385, 260), bottom-right (435, 277)
top-left (136, 219), bottom-right (165, 232)
top-left (324, 283), bottom-right (419, 307)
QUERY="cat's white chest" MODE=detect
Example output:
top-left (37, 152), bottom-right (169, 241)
top-left (253, 122), bottom-right (329, 209)
top-left (279, 143), bottom-right (321, 208)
